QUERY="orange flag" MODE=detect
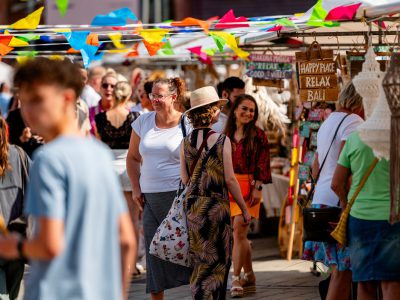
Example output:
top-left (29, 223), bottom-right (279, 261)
top-left (126, 43), bottom-right (139, 57)
top-left (171, 17), bottom-right (209, 33)
top-left (86, 33), bottom-right (99, 46)
top-left (0, 44), bottom-right (13, 56)
top-left (66, 48), bottom-right (80, 54)
top-left (143, 40), bottom-right (165, 56)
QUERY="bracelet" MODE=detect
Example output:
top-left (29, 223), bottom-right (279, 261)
top-left (17, 238), bottom-right (27, 260)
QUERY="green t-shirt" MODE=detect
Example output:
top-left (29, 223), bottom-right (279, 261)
top-left (338, 132), bottom-right (390, 221)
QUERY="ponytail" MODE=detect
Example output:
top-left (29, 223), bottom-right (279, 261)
top-left (0, 117), bottom-right (10, 177)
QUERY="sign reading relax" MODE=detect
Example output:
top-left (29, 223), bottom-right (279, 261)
top-left (296, 42), bottom-right (339, 102)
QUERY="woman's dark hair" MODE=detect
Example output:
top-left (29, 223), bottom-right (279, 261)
top-left (0, 117), bottom-right (10, 177)
top-left (14, 58), bottom-right (84, 99)
top-left (187, 103), bottom-right (220, 128)
top-left (144, 81), bottom-right (153, 97)
top-left (224, 94), bottom-right (259, 156)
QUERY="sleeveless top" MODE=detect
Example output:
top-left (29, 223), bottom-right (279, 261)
top-left (95, 111), bottom-right (139, 149)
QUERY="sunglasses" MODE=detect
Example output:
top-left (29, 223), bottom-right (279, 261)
top-left (101, 83), bottom-right (115, 89)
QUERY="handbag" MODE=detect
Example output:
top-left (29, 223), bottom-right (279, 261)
top-left (149, 130), bottom-right (215, 267)
top-left (331, 158), bottom-right (379, 245)
top-left (303, 114), bottom-right (350, 243)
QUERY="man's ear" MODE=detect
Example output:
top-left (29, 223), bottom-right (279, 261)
top-left (64, 89), bottom-right (77, 105)
top-left (222, 90), bottom-right (229, 100)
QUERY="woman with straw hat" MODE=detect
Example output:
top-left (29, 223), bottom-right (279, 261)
top-left (181, 86), bottom-right (251, 300)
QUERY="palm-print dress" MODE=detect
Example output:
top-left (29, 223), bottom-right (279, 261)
top-left (183, 129), bottom-right (232, 300)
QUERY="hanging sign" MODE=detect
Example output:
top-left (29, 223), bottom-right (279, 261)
top-left (296, 42), bottom-right (339, 102)
top-left (246, 53), bottom-right (294, 80)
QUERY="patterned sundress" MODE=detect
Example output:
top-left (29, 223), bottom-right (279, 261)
top-left (183, 129), bottom-right (232, 300)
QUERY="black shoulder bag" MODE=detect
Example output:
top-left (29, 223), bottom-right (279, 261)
top-left (303, 114), bottom-right (350, 243)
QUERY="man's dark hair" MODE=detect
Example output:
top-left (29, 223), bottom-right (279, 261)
top-left (222, 76), bottom-right (245, 93)
top-left (14, 58), bottom-right (84, 99)
top-left (216, 82), bottom-right (224, 98)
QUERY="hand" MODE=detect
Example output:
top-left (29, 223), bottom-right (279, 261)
top-left (242, 210), bottom-right (251, 225)
top-left (0, 234), bottom-right (20, 260)
top-left (20, 127), bottom-right (32, 143)
top-left (249, 189), bottom-right (262, 207)
top-left (132, 189), bottom-right (144, 212)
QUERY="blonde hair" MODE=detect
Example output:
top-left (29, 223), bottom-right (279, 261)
top-left (338, 82), bottom-right (363, 111)
top-left (0, 117), bottom-right (10, 177)
top-left (113, 81), bottom-right (132, 104)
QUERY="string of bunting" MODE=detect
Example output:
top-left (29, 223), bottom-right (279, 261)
top-left (0, 1), bottom-right (378, 67)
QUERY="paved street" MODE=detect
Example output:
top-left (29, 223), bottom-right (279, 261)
top-left (128, 238), bottom-right (323, 300)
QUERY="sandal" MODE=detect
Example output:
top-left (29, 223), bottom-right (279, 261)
top-left (230, 275), bottom-right (244, 298)
top-left (239, 271), bottom-right (256, 295)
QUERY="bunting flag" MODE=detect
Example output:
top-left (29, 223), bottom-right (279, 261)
top-left (56, 0), bottom-right (69, 17)
top-left (108, 33), bottom-right (125, 49)
top-left (306, 0), bottom-right (327, 26)
top-left (215, 9), bottom-right (249, 29)
top-left (209, 31), bottom-right (249, 59)
top-left (325, 3), bottom-right (362, 21)
top-left (49, 55), bottom-right (65, 60)
top-left (126, 43), bottom-right (139, 57)
top-left (139, 29), bottom-right (170, 44)
top-left (64, 31), bottom-right (102, 67)
top-left (187, 46), bottom-right (212, 64)
top-left (143, 40), bottom-right (165, 56)
top-left (274, 18), bottom-right (297, 28)
top-left (9, 7), bottom-right (44, 30)
top-left (159, 41), bottom-right (175, 56)
top-left (8, 37), bottom-right (29, 47)
top-left (67, 48), bottom-right (80, 54)
top-left (210, 33), bottom-right (226, 52)
top-left (16, 34), bottom-right (40, 42)
top-left (16, 51), bottom-right (38, 64)
top-left (132, 21), bottom-right (144, 35)
top-left (91, 7), bottom-right (138, 26)
top-left (267, 25), bottom-right (283, 32)
top-left (171, 17), bottom-right (209, 33)
top-left (0, 44), bottom-right (13, 56)
top-left (86, 33), bottom-right (99, 46)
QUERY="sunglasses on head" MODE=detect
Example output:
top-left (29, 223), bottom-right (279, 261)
top-left (102, 83), bottom-right (115, 89)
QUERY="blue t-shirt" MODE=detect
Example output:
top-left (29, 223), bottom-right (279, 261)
top-left (24, 136), bottom-right (127, 300)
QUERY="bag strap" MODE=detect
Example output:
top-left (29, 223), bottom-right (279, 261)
top-left (180, 114), bottom-right (187, 138)
top-left (346, 157), bottom-right (379, 209)
top-left (189, 130), bottom-right (215, 177)
top-left (306, 113), bottom-right (350, 207)
top-left (14, 146), bottom-right (29, 195)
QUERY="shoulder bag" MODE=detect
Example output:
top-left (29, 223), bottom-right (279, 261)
top-left (303, 114), bottom-right (350, 243)
top-left (149, 130), bottom-right (215, 267)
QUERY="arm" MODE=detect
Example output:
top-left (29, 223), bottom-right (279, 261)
top-left (119, 213), bottom-right (136, 300)
top-left (223, 138), bottom-right (251, 223)
top-left (311, 152), bottom-right (319, 180)
top-left (180, 142), bottom-right (189, 185)
top-left (331, 164), bottom-right (351, 208)
top-left (126, 131), bottom-right (144, 209)
top-left (0, 217), bottom-right (64, 260)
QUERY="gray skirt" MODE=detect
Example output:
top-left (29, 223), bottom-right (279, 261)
top-left (143, 191), bottom-right (192, 294)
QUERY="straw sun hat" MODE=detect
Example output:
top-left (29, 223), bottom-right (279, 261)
top-left (186, 86), bottom-right (228, 113)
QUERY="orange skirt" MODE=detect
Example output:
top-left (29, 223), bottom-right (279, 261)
top-left (229, 174), bottom-right (261, 219)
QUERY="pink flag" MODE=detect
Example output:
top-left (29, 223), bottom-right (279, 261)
top-left (188, 46), bottom-right (212, 64)
top-left (325, 3), bottom-right (361, 21)
top-left (215, 9), bottom-right (249, 29)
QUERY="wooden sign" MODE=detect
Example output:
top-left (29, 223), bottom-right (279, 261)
top-left (253, 78), bottom-right (284, 88)
top-left (246, 53), bottom-right (294, 80)
top-left (296, 41), bottom-right (339, 102)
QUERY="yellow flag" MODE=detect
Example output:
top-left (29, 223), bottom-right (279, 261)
top-left (139, 29), bottom-right (170, 44)
top-left (108, 49), bottom-right (130, 54)
top-left (16, 56), bottom-right (31, 65)
top-left (108, 33), bottom-right (125, 49)
top-left (49, 55), bottom-right (64, 60)
top-left (209, 31), bottom-right (249, 59)
top-left (8, 37), bottom-right (29, 47)
top-left (9, 7), bottom-right (44, 30)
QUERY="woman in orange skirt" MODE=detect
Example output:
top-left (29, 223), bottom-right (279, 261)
top-left (224, 94), bottom-right (272, 298)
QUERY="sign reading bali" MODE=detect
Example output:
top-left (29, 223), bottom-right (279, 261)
top-left (296, 42), bottom-right (339, 102)
top-left (246, 53), bottom-right (294, 80)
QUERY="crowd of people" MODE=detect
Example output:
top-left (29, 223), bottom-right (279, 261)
top-left (0, 56), bottom-right (398, 300)
top-left (0, 58), bottom-right (272, 300)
